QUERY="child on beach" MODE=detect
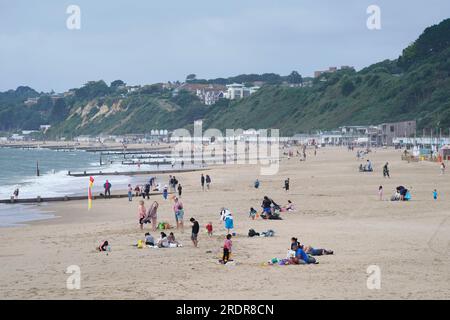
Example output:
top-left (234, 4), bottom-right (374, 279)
top-left (178, 184), bottom-right (182, 197)
top-left (128, 184), bottom-right (133, 201)
top-left (168, 232), bottom-right (180, 247)
top-left (221, 234), bottom-right (233, 264)
top-left (379, 186), bottom-right (383, 201)
top-left (163, 186), bottom-right (168, 200)
top-left (433, 189), bottom-right (438, 200)
top-left (144, 233), bottom-right (155, 246)
top-left (206, 222), bottom-right (213, 236)
top-left (138, 200), bottom-right (146, 230)
top-left (249, 207), bottom-right (257, 220)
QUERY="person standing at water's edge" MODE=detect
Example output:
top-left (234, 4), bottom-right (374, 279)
top-left (104, 180), bottom-right (112, 198)
top-left (127, 184), bottom-right (133, 201)
top-left (190, 217), bottom-right (199, 248)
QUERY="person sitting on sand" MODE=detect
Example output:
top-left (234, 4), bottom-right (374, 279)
top-left (261, 196), bottom-right (274, 217)
top-left (168, 232), bottom-right (180, 246)
top-left (254, 179), bottom-right (260, 189)
top-left (144, 233), bottom-right (155, 246)
top-left (290, 243), bottom-right (317, 265)
top-left (290, 237), bottom-right (301, 250)
top-left (157, 232), bottom-right (169, 248)
top-left (281, 200), bottom-right (294, 212)
top-left (98, 240), bottom-right (109, 252)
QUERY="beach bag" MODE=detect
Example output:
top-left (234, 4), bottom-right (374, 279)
top-left (248, 229), bottom-right (259, 237)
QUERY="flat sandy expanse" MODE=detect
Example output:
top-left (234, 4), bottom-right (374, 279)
top-left (0, 147), bottom-right (449, 299)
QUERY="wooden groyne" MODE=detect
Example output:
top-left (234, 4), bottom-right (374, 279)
top-left (67, 167), bottom-right (208, 177)
top-left (0, 192), bottom-right (170, 204)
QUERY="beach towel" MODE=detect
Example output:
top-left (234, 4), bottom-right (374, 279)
top-left (261, 229), bottom-right (275, 237)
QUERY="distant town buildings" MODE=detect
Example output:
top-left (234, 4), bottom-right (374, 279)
top-left (314, 66), bottom-right (355, 78)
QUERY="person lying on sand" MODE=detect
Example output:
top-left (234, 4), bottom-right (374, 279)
top-left (303, 245), bottom-right (333, 256)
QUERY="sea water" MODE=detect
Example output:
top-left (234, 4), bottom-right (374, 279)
top-left (0, 147), bottom-right (171, 226)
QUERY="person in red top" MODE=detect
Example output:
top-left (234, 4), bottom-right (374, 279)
top-left (222, 234), bottom-right (233, 264)
top-left (206, 222), bottom-right (213, 237)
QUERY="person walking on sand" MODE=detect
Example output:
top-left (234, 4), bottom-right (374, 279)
top-left (173, 197), bottom-right (184, 232)
top-left (138, 200), bottom-right (146, 230)
top-left (201, 174), bottom-right (205, 191)
top-left (206, 175), bottom-right (211, 190)
top-left (104, 180), bottom-right (112, 198)
top-left (433, 189), bottom-right (438, 200)
top-left (379, 186), bottom-right (383, 201)
top-left (177, 184), bottom-right (182, 197)
top-left (284, 178), bottom-right (290, 191)
top-left (440, 162), bottom-right (446, 175)
top-left (383, 162), bottom-right (390, 178)
top-left (190, 217), bottom-right (199, 247)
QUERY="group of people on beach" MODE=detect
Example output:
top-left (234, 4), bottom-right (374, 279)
top-left (200, 174), bottom-right (212, 191)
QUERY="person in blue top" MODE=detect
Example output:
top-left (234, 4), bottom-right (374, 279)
top-left (433, 189), bottom-right (438, 200)
top-left (291, 243), bottom-right (317, 264)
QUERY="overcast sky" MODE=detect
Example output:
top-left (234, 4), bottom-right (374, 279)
top-left (1, 0), bottom-right (449, 92)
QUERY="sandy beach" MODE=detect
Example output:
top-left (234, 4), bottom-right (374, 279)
top-left (0, 147), bottom-right (449, 299)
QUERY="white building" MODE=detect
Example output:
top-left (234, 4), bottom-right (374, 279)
top-left (224, 83), bottom-right (260, 100)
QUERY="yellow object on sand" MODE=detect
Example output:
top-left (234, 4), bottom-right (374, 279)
top-left (137, 240), bottom-right (144, 249)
